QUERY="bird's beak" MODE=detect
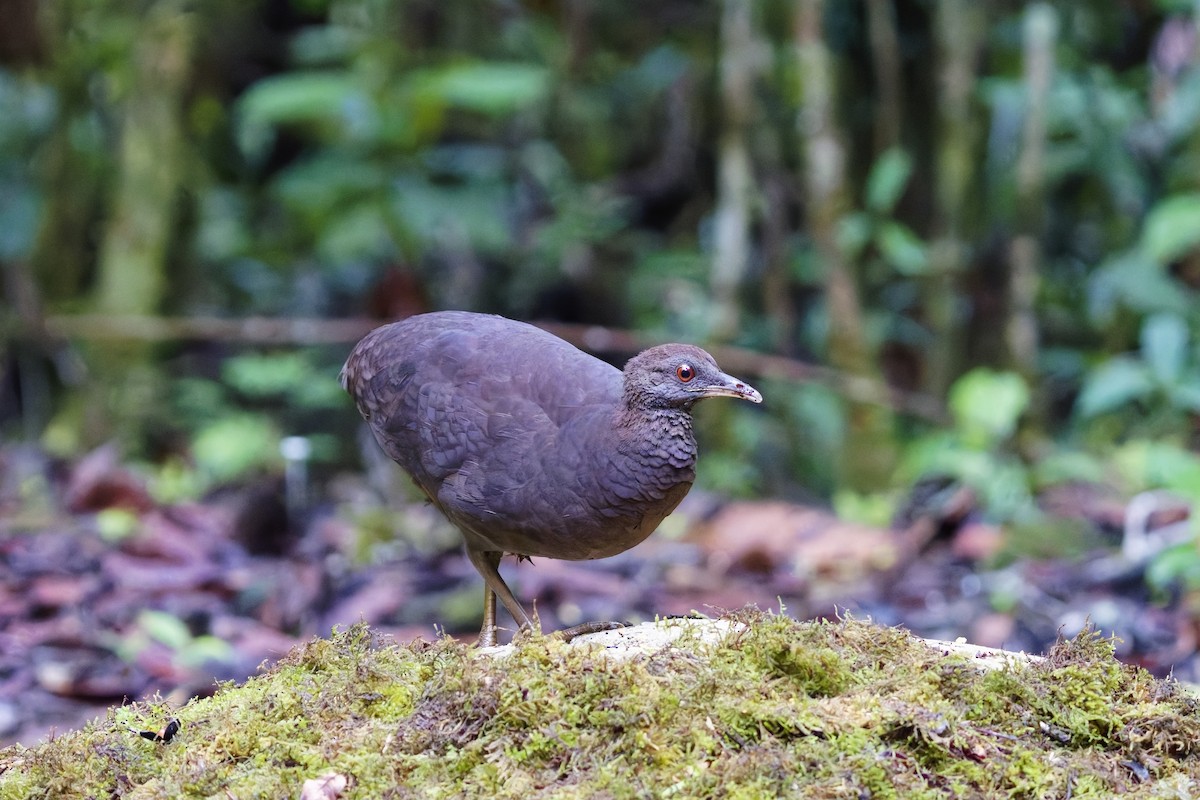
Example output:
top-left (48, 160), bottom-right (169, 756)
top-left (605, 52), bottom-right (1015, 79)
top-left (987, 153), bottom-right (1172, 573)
top-left (699, 372), bottom-right (763, 404)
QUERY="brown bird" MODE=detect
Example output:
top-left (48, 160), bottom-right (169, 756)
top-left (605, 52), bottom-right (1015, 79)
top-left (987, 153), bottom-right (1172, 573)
top-left (341, 311), bottom-right (762, 645)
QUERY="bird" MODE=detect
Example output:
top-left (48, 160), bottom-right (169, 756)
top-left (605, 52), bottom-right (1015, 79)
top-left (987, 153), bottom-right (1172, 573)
top-left (341, 310), bottom-right (762, 646)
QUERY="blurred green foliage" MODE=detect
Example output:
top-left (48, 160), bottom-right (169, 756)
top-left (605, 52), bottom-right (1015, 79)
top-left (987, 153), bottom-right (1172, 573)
top-left (1078, 312), bottom-right (1200, 431)
top-left (2, 0), bottom-right (1200, 574)
top-left (901, 369), bottom-right (1037, 524)
top-left (839, 148), bottom-right (928, 279)
top-left (163, 349), bottom-right (347, 490)
top-left (111, 609), bottom-right (237, 672)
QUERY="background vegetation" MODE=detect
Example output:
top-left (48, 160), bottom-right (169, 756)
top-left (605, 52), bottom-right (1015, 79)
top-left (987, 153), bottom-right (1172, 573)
top-left (3, 0), bottom-right (1200, 572)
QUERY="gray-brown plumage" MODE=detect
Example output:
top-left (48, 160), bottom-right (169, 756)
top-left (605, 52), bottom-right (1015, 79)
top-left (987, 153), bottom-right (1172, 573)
top-left (341, 310), bottom-right (762, 645)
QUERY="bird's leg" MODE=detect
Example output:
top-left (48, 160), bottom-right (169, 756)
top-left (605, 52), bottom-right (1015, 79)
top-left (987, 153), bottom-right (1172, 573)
top-left (479, 583), bottom-right (499, 648)
top-left (467, 549), bottom-right (535, 646)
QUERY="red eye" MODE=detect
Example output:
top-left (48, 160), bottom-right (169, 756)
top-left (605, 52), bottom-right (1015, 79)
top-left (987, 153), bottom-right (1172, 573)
top-left (676, 364), bottom-right (695, 383)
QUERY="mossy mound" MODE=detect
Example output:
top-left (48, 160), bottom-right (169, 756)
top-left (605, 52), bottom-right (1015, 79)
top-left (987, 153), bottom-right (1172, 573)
top-left (2, 612), bottom-right (1199, 798)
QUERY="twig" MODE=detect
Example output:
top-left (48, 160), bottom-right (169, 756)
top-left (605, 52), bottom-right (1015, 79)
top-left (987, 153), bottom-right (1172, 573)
top-left (34, 314), bottom-right (947, 422)
top-left (41, 314), bottom-right (378, 345)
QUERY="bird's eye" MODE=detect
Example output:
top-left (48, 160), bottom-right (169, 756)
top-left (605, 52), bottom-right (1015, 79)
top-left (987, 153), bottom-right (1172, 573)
top-left (676, 364), bottom-right (695, 383)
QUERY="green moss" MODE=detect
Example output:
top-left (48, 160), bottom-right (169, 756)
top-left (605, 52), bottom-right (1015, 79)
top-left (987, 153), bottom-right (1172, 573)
top-left (2, 613), bottom-right (1200, 798)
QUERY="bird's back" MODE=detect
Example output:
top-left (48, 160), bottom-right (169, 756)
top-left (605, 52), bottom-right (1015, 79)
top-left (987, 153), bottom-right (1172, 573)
top-left (342, 310), bottom-right (620, 421)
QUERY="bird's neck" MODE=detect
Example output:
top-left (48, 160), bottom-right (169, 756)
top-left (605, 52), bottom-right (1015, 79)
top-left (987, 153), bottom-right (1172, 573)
top-left (612, 403), bottom-right (698, 472)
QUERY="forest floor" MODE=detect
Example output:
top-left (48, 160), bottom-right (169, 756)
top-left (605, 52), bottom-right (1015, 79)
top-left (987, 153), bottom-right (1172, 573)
top-left (0, 441), bottom-right (1196, 749)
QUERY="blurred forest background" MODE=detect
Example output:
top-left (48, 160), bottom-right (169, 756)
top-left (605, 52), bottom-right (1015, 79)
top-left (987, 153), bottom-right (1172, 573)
top-left (4, 0), bottom-right (1200, 744)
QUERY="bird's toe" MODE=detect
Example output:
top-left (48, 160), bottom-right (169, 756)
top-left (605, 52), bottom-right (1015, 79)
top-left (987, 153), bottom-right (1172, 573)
top-left (555, 620), bottom-right (631, 643)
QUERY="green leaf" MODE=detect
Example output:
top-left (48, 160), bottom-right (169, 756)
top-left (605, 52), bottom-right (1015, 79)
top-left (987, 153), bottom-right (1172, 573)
top-left (192, 414), bottom-right (281, 482)
top-left (391, 174), bottom-right (513, 254)
top-left (289, 23), bottom-right (363, 67)
top-left (832, 490), bottom-right (896, 527)
top-left (138, 610), bottom-right (192, 650)
top-left (1114, 439), bottom-right (1200, 494)
top-left (223, 353), bottom-right (311, 398)
top-left (836, 212), bottom-right (872, 259)
top-left (785, 383), bottom-right (846, 452)
top-left (316, 202), bottom-right (393, 263)
top-left (235, 71), bottom-right (368, 158)
top-left (1147, 543), bottom-right (1200, 593)
top-left (1030, 451), bottom-right (1107, 488)
top-left (237, 71), bottom-right (362, 127)
top-left (877, 222), bottom-right (928, 275)
top-left (948, 368), bottom-right (1030, 445)
top-left (148, 457), bottom-right (206, 504)
top-left (179, 636), bottom-right (237, 669)
top-left (414, 63), bottom-right (549, 116)
top-left (1087, 249), bottom-right (1191, 321)
top-left (975, 459), bottom-right (1035, 522)
top-left (1076, 357), bottom-right (1154, 417)
top-left (0, 189), bottom-right (38, 260)
top-left (274, 155), bottom-right (385, 219)
top-left (1140, 312), bottom-right (1190, 386)
top-left (96, 508), bottom-right (139, 542)
top-left (1142, 192), bottom-right (1200, 264)
top-left (865, 147), bottom-right (912, 214)
top-left (1168, 378), bottom-right (1200, 412)
top-left (895, 431), bottom-right (960, 483)
top-left (221, 352), bottom-right (356, 410)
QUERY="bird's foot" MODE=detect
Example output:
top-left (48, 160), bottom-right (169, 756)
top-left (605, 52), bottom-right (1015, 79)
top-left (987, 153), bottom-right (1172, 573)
top-left (554, 620), bottom-right (630, 643)
top-left (508, 620), bottom-right (547, 645)
top-left (494, 619), bottom-right (629, 646)
top-left (477, 622), bottom-right (521, 648)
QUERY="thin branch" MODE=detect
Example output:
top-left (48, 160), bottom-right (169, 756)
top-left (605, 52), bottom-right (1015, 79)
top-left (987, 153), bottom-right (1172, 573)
top-left (39, 314), bottom-right (379, 345)
top-left (33, 314), bottom-right (947, 422)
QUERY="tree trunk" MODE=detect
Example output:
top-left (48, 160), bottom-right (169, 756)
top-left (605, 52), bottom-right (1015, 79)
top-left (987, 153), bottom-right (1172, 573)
top-left (1007, 4), bottom-right (1056, 389)
top-left (711, 0), bottom-right (759, 342)
top-left (866, 0), bottom-right (903, 155)
top-left (925, 1), bottom-right (985, 397)
top-left (28, 0), bottom-right (110, 307)
top-left (794, 0), bottom-right (897, 491)
top-left (81, 0), bottom-right (195, 447)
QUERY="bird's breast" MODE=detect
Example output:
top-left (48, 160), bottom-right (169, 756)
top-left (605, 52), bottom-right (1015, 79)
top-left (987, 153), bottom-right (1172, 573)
top-left (598, 414), bottom-right (697, 514)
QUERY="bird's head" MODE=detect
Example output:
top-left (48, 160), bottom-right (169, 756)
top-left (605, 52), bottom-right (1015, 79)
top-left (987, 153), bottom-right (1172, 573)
top-left (623, 344), bottom-right (763, 410)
